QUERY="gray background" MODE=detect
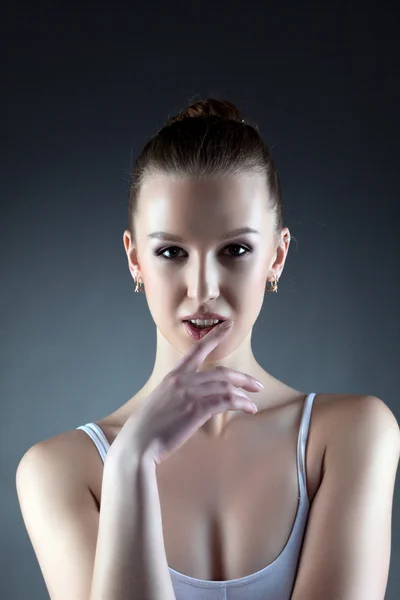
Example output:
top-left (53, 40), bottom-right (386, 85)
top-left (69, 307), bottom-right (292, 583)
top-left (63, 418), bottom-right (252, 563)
top-left (2, 0), bottom-right (399, 598)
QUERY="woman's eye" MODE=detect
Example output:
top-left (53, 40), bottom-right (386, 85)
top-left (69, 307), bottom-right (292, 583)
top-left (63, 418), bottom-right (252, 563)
top-left (156, 244), bottom-right (252, 261)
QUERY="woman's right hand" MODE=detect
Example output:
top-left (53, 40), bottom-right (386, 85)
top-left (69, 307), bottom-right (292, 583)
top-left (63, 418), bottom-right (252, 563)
top-left (110, 320), bottom-right (263, 467)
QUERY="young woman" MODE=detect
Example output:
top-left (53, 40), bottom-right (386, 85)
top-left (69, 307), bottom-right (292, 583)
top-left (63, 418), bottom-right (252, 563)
top-left (16, 98), bottom-right (400, 600)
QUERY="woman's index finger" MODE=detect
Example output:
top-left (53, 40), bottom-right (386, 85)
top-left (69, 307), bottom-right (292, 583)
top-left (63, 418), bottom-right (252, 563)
top-left (177, 320), bottom-right (234, 373)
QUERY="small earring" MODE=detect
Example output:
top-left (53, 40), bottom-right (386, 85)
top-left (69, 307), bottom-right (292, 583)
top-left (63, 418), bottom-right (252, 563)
top-left (266, 273), bottom-right (279, 293)
top-left (134, 276), bottom-right (145, 293)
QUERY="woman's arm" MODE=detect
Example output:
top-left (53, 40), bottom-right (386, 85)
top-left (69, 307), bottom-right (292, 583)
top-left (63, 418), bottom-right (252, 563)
top-left (90, 448), bottom-right (176, 600)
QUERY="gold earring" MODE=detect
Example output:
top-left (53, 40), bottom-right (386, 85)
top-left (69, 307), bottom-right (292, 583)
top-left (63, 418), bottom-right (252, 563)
top-left (266, 273), bottom-right (279, 293)
top-left (134, 276), bottom-right (145, 293)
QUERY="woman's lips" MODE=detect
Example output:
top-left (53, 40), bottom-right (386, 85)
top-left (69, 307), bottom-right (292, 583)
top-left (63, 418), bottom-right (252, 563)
top-left (183, 320), bottom-right (223, 340)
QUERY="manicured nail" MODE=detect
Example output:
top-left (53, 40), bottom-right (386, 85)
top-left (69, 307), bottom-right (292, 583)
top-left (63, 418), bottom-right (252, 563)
top-left (255, 380), bottom-right (264, 389)
top-left (220, 320), bottom-right (234, 328)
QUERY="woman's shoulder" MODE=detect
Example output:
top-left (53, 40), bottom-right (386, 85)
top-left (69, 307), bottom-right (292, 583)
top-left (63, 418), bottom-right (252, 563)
top-left (17, 425), bottom-right (108, 512)
top-left (313, 393), bottom-right (394, 432)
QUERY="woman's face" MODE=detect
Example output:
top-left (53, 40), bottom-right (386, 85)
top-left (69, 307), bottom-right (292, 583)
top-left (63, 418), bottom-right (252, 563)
top-left (124, 173), bottom-right (290, 356)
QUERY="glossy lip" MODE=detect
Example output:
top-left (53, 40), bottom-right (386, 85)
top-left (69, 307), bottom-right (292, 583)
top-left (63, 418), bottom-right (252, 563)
top-left (182, 312), bottom-right (227, 321)
top-left (183, 320), bottom-right (222, 340)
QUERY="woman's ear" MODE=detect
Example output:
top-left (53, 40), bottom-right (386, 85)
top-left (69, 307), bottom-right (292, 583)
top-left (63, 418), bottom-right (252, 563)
top-left (123, 230), bottom-right (140, 278)
top-left (268, 228), bottom-right (291, 279)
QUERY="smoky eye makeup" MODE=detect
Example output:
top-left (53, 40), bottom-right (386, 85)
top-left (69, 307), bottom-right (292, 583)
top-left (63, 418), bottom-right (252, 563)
top-left (154, 241), bottom-right (254, 261)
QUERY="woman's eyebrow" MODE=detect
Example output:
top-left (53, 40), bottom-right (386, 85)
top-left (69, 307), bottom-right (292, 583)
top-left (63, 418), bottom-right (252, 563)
top-left (147, 227), bottom-right (260, 242)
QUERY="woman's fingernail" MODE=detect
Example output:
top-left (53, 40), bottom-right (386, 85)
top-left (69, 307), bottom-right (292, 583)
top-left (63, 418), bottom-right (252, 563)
top-left (256, 381), bottom-right (264, 389)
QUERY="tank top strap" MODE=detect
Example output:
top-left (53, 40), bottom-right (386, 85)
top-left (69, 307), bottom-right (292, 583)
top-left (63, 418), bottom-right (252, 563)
top-left (297, 392), bottom-right (317, 500)
top-left (76, 423), bottom-right (110, 462)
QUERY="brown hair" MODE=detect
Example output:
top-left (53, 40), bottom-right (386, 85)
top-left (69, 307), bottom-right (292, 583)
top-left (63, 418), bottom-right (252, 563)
top-left (127, 97), bottom-right (284, 245)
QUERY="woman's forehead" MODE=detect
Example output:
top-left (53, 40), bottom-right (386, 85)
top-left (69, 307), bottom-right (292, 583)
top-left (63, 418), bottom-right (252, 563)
top-left (140, 172), bottom-right (267, 202)
top-left (138, 173), bottom-right (272, 227)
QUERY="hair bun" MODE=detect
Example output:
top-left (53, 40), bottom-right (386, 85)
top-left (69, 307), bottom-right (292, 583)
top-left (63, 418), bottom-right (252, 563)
top-left (166, 97), bottom-right (245, 127)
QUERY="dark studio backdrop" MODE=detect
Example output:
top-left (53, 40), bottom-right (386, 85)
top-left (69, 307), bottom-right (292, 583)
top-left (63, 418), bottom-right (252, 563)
top-left (2, 1), bottom-right (400, 598)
